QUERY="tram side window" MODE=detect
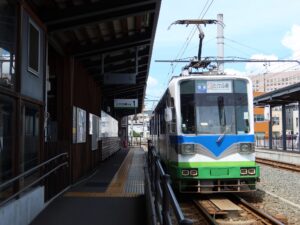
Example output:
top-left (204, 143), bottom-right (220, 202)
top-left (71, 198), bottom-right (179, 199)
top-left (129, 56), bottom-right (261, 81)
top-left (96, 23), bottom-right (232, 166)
top-left (155, 115), bottom-right (158, 135)
top-left (150, 118), bottom-right (156, 135)
top-left (180, 81), bottom-right (195, 134)
top-left (150, 119), bottom-right (153, 135)
top-left (234, 80), bottom-right (250, 134)
top-left (166, 94), bottom-right (176, 133)
top-left (159, 110), bottom-right (166, 134)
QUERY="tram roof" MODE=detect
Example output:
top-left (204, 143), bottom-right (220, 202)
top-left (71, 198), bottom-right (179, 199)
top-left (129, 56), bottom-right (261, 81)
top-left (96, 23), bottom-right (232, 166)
top-left (28, 0), bottom-right (161, 118)
top-left (254, 82), bottom-right (300, 106)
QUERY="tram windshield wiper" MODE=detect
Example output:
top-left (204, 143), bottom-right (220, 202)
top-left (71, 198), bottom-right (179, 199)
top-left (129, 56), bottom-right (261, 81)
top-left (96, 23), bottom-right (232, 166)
top-left (217, 96), bottom-right (226, 143)
top-left (216, 124), bottom-right (232, 143)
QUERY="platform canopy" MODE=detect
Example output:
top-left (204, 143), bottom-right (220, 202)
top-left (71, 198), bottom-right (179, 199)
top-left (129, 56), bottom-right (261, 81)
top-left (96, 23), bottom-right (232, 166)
top-left (254, 82), bottom-right (300, 106)
top-left (28, 0), bottom-right (161, 117)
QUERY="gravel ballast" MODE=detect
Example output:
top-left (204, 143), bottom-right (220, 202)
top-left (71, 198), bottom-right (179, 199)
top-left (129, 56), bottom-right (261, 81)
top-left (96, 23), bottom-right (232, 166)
top-left (238, 164), bottom-right (300, 224)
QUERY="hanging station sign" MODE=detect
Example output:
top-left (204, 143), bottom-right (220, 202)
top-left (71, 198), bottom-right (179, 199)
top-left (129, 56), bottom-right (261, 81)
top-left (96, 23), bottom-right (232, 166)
top-left (114, 99), bottom-right (138, 108)
top-left (103, 73), bottom-right (136, 85)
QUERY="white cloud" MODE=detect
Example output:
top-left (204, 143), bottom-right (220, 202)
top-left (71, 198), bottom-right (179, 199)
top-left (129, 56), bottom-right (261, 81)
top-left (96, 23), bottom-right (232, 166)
top-left (147, 76), bottom-right (158, 87)
top-left (224, 68), bottom-right (245, 76)
top-left (145, 76), bottom-right (164, 110)
top-left (242, 25), bottom-right (300, 75)
top-left (282, 24), bottom-right (300, 58)
top-left (244, 54), bottom-right (278, 75)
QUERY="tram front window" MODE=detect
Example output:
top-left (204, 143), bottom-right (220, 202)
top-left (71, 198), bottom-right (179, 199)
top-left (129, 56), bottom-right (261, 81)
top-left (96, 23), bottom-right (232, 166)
top-left (180, 79), bottom-right (250, 135)
top-left (196, 94), bottom-right (236, 134)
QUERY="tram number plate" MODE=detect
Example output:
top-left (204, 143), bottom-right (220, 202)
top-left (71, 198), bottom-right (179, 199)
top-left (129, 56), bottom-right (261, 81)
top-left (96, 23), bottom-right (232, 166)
top-left (210, 168), bottom-right (229, 176)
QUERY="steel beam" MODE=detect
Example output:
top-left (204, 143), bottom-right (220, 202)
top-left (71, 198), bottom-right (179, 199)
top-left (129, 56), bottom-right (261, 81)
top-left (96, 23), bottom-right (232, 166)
top-left (72, 33), bottom-right (151, 57)
top-left (43, 1), bottom-right (156, 33)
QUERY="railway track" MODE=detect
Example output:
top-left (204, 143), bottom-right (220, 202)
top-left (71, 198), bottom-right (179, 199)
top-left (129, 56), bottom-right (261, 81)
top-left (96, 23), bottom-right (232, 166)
top-left (179, 194), bottom-right (286, 225)
top-left (256, 158), bottom-right (300, 172)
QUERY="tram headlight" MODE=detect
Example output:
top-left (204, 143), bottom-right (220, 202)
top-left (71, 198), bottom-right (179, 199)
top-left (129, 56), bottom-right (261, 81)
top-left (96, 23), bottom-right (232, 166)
top-left (180, 144), bottom-right (195, 155)
top-left (248, 168), bottom-right (256, 175)
top-left (239, 143), bottom-right (254, 153)
top-left (181, 169), bottom-right (198, 177)
top-left (240, 167), bottom-right (256, 175)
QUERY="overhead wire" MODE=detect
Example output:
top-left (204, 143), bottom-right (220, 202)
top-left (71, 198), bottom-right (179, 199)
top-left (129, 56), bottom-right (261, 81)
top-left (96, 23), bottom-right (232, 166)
top-left (224, 37), bottom-right (272, 55)
top-left (176, 0), bottom-right (215, 62)
top-left (223, 36), bottom-right (300, 74)
top-left (167, 0), bottom-right (215, 78)
top-left (224, 43), bottom-right (253, 58)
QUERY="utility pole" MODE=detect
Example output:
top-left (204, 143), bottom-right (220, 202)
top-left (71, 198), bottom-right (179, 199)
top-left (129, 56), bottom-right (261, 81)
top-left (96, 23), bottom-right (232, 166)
top-left (263, 62), bottom-right (269, 92)
top-left (217, 14), bottom-right (224, 74)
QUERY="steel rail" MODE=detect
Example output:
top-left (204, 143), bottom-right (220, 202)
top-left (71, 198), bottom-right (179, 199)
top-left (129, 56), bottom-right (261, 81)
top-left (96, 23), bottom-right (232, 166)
top-left (193, 200), bottom-right (218, 225)
top-left (256, 158), bottom-right (300, 172)
top-left (232, 195), bottom-right (285, 225)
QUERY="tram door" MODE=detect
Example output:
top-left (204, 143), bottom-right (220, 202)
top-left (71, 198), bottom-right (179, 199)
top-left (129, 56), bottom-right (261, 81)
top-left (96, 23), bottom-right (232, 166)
top-left (165, 94), bottom-right (175, 161)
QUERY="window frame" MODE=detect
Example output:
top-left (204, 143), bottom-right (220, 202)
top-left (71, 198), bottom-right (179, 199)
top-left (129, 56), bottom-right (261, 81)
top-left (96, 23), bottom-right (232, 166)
top-left (27, 19), bottom-right (40, 76)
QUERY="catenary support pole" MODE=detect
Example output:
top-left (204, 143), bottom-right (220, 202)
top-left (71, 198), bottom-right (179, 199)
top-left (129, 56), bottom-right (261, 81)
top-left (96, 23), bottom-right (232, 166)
top-left (217, 14), bottom-right (224, 73)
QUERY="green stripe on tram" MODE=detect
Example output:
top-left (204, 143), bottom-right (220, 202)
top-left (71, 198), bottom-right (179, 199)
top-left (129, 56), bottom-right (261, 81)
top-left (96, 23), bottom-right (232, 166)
top-left (166, 161), bottom-right (260, 179)
top-left (173, 161), bottom-right (256, 168)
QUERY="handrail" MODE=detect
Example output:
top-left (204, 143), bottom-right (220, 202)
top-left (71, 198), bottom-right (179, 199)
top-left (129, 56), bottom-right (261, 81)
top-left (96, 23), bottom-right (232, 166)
top-left (147, 140), bottom-right (193, 225)
top-left (0, 152), bottom-right (68, 190)
top-left (0, 162), bottom-right (68, 208)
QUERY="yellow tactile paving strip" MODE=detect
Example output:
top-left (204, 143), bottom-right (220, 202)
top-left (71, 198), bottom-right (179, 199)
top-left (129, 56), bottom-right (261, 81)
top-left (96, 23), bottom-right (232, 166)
top-left (65, 148), bottom-right (144, 198)
top-left (124, 149), bottom-right (145, 194)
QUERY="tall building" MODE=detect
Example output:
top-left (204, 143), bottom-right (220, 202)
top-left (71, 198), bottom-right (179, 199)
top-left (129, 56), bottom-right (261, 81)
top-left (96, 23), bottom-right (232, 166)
top-left (251, 71), bottom-right (300, 139)
top-left (251, 71), bottom-right (300, 92)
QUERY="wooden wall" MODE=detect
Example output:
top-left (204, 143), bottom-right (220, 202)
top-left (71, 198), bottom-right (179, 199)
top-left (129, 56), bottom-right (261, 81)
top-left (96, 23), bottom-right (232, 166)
top-left (48, 47), bottom-right (103, 183)
top-left (71, 61), bottom-right (102, 181)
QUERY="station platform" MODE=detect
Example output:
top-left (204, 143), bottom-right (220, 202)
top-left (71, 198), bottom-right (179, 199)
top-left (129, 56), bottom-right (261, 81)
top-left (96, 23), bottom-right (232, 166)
top-left (30, 147), bottom-right (146, 225)
top-left (256, 148), bottom-right (300, 166)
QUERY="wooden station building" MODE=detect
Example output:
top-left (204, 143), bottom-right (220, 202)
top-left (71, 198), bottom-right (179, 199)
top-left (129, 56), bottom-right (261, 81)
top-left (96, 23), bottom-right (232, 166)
top-left (0, 0), bottom-right (161, 220)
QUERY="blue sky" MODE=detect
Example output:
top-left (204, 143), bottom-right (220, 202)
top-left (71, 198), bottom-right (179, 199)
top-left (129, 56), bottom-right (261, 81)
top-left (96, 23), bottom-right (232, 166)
top-left (145, 0), bottom-right (300, 110)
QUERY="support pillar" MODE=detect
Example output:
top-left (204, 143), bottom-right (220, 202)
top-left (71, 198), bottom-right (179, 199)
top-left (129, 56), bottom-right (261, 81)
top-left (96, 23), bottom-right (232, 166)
top-left (268, 106), bottom-right (273, 149)
top-left (298, 102), bottom-right (300, 151)
top-left (282, 104), bottom-right (287, 150)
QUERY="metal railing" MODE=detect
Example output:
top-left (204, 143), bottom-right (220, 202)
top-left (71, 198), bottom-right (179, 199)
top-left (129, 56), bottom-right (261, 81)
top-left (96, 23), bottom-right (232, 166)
top-left (147, 140), bottom-right (192, 225)
top-left (255, 136), bottom-right (300, 153)
top-left (0, 152), bottom-right (68, 207)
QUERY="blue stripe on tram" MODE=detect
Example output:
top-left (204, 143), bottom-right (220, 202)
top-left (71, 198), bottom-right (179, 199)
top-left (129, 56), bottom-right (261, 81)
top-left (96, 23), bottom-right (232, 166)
top-left (170, 135), bottom-right (255, 157)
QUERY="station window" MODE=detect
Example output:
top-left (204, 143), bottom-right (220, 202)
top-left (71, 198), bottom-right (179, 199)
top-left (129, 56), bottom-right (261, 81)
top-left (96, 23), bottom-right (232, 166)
top-left (28, 20), bottom-right (40, 75)
top-left (0, 95), bottom-right (14, 183)
top-left (0, 1), bottom-right (17, 89)
top-left (21, 105), bottom-right (40, 172)
top-left (254, 114), bottom-right (264, 122)
top-left (272, 117), bottom-right (280, 125)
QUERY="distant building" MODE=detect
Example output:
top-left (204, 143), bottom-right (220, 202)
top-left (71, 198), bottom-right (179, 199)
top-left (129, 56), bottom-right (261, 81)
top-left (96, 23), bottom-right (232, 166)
top-left (251, 71), bottom-right (300, 138)
top-left (253, 92), bottom-right (269, 138)
top-left (251, 71), bottom-right (300, 92)
top-left (127, 110), bottom-right (152, 139)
